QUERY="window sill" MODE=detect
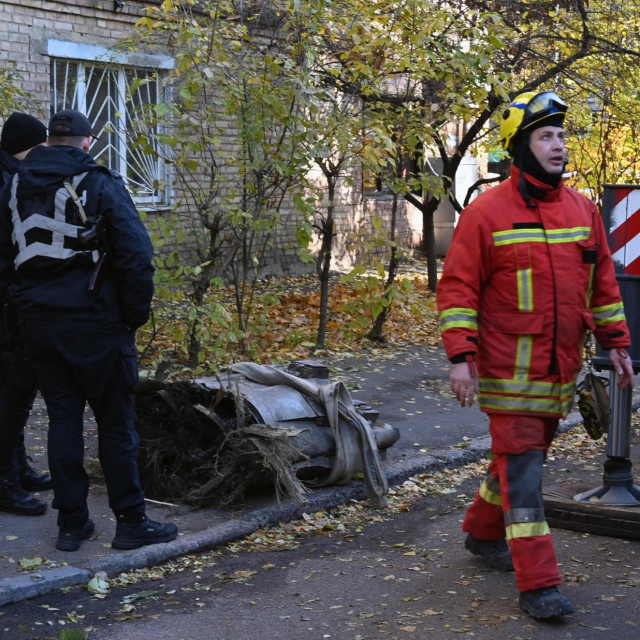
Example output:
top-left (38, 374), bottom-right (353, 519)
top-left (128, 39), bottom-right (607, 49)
top-left (364, 192), bottom-right (397, 200)
top-left (137, 204), bottom-right (173, 215)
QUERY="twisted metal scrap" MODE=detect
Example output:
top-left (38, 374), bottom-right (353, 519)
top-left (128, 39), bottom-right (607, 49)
top-left (229, 362), bottom-right (389, 508)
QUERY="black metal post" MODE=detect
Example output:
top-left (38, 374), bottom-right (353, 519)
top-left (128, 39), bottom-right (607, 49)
top-left (574, 371), bottom-right (640, 506)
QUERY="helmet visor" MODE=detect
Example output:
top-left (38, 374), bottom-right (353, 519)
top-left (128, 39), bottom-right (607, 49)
top-left (524, 92), bottom-right (567, 120)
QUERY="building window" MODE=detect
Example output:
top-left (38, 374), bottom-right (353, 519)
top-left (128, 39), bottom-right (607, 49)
top-left (363, 152), bottom-right (413, 198)
top-left (47, 40), bottom-right (174, 208)
top-left (363, 158), bottom-right (403, 197)
top-left (363, 168), bottom-right (393, 196)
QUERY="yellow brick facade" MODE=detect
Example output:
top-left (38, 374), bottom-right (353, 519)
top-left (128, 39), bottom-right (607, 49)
top-left (0, 0), bottom-right (423, 274)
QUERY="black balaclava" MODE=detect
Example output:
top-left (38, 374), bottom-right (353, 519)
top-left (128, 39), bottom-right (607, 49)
top-left (511, 113), bottom-right (565, 207)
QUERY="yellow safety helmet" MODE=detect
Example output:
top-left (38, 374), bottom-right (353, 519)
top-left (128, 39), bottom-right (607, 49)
top-left (499, 91), bottom-right (568, 154)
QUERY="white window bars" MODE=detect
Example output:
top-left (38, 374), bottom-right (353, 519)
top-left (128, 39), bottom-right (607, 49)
top-left (49, 49), bottom-right (172, 207)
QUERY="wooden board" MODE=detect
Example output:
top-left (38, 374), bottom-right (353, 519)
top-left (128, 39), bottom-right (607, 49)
top-left (544, 489), bottom-right (640, 540)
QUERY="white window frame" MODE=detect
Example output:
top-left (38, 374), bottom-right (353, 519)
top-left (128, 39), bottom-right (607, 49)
top-left (47, 39), bottom-right (174, 208)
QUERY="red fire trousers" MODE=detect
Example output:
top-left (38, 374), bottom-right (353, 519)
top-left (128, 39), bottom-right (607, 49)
top-left (462, 414), bottom-right (561, 592)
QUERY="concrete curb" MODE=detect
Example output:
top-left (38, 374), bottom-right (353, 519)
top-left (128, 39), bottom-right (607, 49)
top-left (0, 566), bottom-right (92, 606)
top-left (0, 437), bottom-right (494, 607)
top-left (0, 404), bottom-right (627, 607)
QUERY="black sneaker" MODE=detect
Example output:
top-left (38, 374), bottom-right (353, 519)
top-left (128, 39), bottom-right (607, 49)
top-left (464, 533), bottom-right (514, 571)
top-left (112, 517), bottom-right (178, 550)
top-left (57, 519), bottom-right (96, 552)
top-left (519, 586), bottom-right (575, 619)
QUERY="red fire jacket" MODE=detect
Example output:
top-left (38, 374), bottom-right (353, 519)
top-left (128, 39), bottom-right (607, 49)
top-left (437, 165), bottom-right (631, 417)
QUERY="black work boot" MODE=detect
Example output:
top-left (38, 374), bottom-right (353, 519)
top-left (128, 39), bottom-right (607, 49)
top-left (16, 439), bottom-right (53, 491)
top-left (464, 533), bottom-right (514, 571)
top-left (56, 519), bottom-right (96, 552)
top-left (519, 586), bottom-right (574, 619)
top-left (19, 460), bottom-right (52, 492)
top-left (0, 479), bottom-right (47, 515)
top-left (112, 515), bottom-right (178, 550)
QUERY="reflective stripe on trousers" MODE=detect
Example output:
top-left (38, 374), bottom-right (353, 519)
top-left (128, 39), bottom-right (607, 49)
top-left (462, 418), bottom-right (561, 592)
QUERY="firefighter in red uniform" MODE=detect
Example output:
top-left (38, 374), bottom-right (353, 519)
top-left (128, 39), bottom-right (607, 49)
top-left (437, 91), bottom-right (634, 619)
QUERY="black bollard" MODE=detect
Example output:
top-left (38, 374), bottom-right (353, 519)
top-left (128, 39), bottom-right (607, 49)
top-left (574, 371), bottom-right (640, 506)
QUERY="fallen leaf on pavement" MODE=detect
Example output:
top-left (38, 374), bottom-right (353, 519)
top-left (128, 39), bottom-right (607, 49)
top-left (18, 557), bottom-right (43, 571)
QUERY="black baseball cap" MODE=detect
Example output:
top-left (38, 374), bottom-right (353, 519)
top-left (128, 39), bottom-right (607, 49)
top-left (48, 109), bottom-right (97, 138)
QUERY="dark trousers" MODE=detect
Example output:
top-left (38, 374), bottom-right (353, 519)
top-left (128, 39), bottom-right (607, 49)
top-left (23, 318), bottom-right (145, 527)
top-left (0, 350), bottom-right (37, 483)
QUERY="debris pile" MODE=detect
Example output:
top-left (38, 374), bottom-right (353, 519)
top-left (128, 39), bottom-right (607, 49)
top-left (134, 361), bottom-right (400, 508)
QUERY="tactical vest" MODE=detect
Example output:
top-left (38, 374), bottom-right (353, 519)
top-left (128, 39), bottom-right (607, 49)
top-left (8, 172), bottom-right (100, 272)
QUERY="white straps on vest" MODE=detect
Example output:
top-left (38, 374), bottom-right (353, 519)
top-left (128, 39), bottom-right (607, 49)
top-left (10, 172), bottom-right (95, 268)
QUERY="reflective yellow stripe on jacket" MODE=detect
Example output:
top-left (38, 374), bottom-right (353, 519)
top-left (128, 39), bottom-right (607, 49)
top-left (590, 301), bottom-right (626, 326)
top-left (478, 379), bottom-right (576, 415)
top-left (493, 227), bottom-right (591, 246)
top-left (515, 259), bottom-right (534, 380)
top-left (439, 307), bottom-right (478, 331)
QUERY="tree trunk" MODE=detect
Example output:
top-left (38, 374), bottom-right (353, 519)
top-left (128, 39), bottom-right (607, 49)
top-left (187, 279), bottom-right (207, 368)
top-left (186, 229), bottom-right (222, 367)
top-left (407, 189), bottom-right (440, 292)
top-left (368, 193), bottom-right (400, 341)
top-left (422, 204), bottom-right (438, 291)
top-left (315, 173), bottom-right (337, 350)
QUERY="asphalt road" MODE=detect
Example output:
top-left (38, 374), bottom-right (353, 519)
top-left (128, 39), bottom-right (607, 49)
top-left (331, 345), bottom-right (491, 454)
top-left (1, 345), bottom-right (639, 639)
top-left (2, 449), bottom-right (639, 640)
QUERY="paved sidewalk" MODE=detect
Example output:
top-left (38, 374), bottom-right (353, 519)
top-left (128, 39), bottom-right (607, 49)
top-left (1, 345), bottom-right (638, 608)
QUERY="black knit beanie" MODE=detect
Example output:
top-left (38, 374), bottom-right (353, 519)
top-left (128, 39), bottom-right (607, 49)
top-left (0, 112), bottom-right (47, 155)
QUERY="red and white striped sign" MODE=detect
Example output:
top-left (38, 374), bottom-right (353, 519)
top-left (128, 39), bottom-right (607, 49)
top-left (607, 186), bottom-right (640, 276)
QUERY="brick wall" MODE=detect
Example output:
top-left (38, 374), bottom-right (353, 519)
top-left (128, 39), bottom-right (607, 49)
top-left (0, 0), bottom-right (421, 275)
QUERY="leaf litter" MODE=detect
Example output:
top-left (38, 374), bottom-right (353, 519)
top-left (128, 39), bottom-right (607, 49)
top-left (99, 413), bottom-right (640, 604)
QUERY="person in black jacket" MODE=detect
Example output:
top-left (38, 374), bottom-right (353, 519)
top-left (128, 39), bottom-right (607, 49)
top-left (0, 112), bottom-right (51, 516)
top-left (0, 109), bottom-right (178, 552)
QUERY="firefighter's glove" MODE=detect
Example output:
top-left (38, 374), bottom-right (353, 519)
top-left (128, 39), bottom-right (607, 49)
top-left (576, 372), bottom-right (611, 440)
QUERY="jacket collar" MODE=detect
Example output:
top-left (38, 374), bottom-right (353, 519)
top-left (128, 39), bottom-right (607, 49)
top-left (510, 164), bottom-right (563, 203)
